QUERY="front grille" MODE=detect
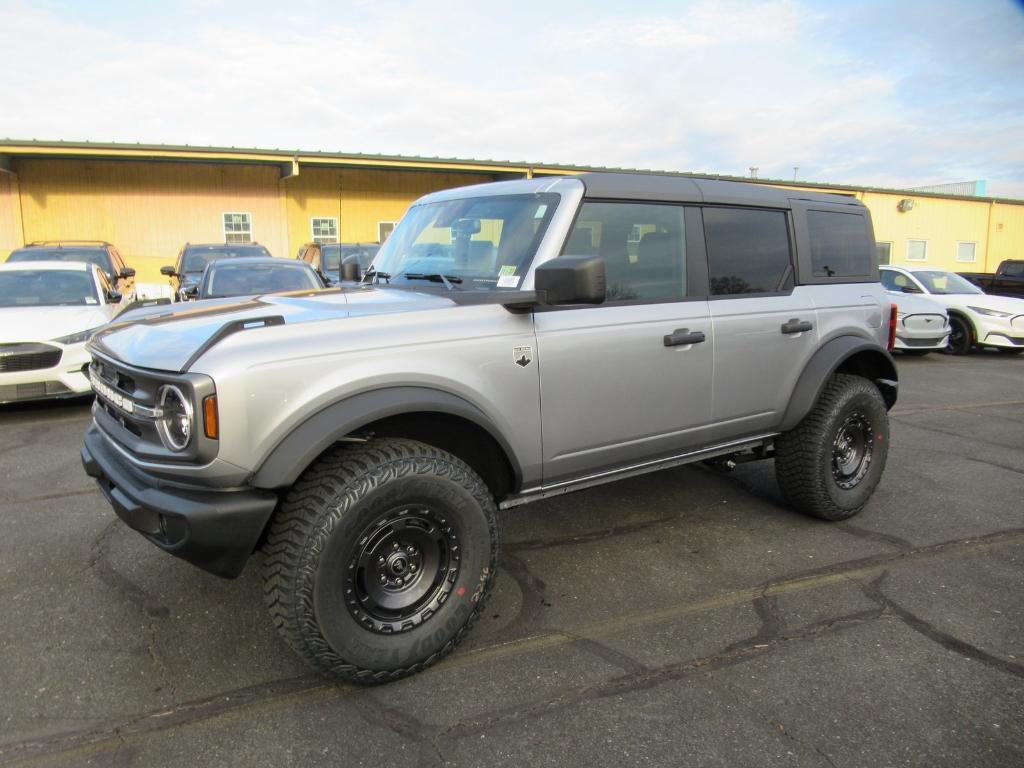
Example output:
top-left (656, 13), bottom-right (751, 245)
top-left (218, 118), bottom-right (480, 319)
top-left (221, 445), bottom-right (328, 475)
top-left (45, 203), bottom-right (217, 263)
top-left (0, 381), bottom-right (72, 402)
top-left (902, 337), bottom-right (946, 347)
top-left (0, 343), bottom-right (63, 373)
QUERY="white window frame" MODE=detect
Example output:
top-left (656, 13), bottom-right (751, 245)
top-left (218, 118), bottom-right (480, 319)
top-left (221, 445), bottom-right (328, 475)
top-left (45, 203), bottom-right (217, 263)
top-left (378, 221), bottom-right (397, 243)
top-left (311, 217), bottom-right (339, 244)
top-left (906, 239), bottom-right (928, 262)
top-left (955, 241), bottom-right (977, 263)
top-left (875, 241), bottom-right (893, 265)
top-left (223, 212), bottom-right (253, 244)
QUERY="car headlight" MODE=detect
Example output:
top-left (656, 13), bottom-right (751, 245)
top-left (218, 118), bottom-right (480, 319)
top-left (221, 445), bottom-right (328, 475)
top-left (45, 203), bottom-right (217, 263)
top-left (156, 385), bottom-right (193, 451)
top-left (53, 326), bottom-right (103, 345)
top-left (967, 306), bottom-right (1013, 318)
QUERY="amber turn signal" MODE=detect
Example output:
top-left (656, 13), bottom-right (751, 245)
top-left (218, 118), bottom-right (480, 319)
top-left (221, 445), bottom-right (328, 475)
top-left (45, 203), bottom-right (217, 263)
top-left (203, 395), bottom-right (219, 440)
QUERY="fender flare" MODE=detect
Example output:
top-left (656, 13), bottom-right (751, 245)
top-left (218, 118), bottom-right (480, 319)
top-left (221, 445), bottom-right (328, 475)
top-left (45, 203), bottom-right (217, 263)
top-left (251, 386), bottom-right (522, 490)
top-left (779, 336), bottom-right (898, 432)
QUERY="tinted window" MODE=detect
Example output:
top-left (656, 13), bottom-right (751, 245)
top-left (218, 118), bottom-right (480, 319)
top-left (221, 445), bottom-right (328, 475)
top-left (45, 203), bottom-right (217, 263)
top-left (704, 208), bottom-right (792, 295)
top-left (182, 244), bottom-right (272, 273)
top-left (807, 211), bottom-right (870, 277)
top-left (8, 247), bottom-right (114, 277)
top-left (204, 263), bottom-right (321, 298)
top-left (564, 202), bottom-right (685, 302)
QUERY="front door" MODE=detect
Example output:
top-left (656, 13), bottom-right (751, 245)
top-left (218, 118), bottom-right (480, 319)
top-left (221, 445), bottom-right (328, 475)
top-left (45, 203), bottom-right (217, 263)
top-left (535, 201), bottom-right (714, 484)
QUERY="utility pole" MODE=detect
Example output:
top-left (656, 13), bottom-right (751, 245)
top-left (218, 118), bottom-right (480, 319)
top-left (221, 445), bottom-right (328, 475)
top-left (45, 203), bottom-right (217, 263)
top-left (793, 167), bottom-right (799, 181)
top-left (749, 167), bottom-right (759, 179)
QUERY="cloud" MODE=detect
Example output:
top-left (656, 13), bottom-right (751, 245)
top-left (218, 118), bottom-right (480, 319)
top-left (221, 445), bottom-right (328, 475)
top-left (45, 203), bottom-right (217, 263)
top-left (0, 0), bottom-right (1021, 197)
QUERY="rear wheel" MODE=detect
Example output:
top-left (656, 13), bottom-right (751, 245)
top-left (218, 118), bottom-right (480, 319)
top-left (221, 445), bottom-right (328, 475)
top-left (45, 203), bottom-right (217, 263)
top-left (774, 374), bottom-right (890, 521)
top-left (262, 438), bottom-right (500, 683)
top-left (946, 315), bottom-right (973, 355)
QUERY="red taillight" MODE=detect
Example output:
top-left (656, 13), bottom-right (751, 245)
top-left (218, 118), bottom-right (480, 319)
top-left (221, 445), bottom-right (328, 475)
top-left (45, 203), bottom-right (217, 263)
top-left (887, 303), bottom-right (898, 352)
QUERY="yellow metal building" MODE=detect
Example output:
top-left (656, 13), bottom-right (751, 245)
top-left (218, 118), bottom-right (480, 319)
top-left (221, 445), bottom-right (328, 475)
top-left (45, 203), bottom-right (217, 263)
top-left (1, 140), bottom-right (1021, 283)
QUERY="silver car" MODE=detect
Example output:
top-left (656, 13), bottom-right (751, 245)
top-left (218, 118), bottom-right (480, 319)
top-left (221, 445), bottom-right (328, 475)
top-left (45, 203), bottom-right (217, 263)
top-left (81, 173), bottom-right (898, 683)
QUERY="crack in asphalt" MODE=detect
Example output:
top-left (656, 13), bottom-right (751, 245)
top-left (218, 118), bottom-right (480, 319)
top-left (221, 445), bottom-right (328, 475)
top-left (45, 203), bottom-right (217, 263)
top-left (86, 520), bottom-right (171, 620)
top-left (834, 522), bottom-right (913, 551)
top-left (857, 572), bottom-right (1024, 679)
top-left (4, 528), bottom-right (1020, 766)
top-left (0, 487), bottom-right (98, 507)
top-left (889, 416), bottom-right (1022, 451)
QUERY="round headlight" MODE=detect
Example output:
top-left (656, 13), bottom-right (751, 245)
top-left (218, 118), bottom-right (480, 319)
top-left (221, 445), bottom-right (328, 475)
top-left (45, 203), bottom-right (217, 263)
top-left (157, 385), bottom-right (193, 451)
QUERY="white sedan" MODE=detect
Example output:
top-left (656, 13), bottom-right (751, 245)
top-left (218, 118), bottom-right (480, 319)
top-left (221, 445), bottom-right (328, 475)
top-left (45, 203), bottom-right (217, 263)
top-left (880, 265), bottom-right (1024, 356)
top-left (0, 261), bottom-right (127, 404)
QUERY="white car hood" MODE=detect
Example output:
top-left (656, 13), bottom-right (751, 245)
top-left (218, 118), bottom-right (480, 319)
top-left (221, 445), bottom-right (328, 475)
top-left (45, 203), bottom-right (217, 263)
top-left (885, 291), bottom-right (947, 315)
top-left (928, 293), bottom-right (1024, 314)
top-left (0, 306), bottom-right (110, 344)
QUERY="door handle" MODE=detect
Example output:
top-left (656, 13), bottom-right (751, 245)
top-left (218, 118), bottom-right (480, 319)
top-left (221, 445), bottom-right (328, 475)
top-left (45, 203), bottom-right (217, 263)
top-left (780, 318), bottom-right (813, 335)
top-left (664, 328), bottom-right (706, 347)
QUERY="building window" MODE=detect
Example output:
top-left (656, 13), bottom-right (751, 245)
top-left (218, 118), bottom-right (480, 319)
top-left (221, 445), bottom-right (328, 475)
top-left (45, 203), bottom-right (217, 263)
top-left (378, 221), bottom-right (397, 243)
top-left (906, 239), bottom-right (927, 262)
top-left (223, 212), bottom-right (252, 243)
top-left (875, 242), bottom-right (892, 265)
top-left (956, 241), bottom-right (977, 263)
top-left (311, 217), bottom-right (338, 244)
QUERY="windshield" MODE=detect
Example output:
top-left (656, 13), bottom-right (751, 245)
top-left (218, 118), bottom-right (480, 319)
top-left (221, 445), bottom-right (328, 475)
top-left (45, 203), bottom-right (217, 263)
top-left (321, 244), bottom-right (379, 273)
top-left (0, 270), bottom-right (99, 307)
top-left (203, 263), bottom-right (321, 298)
top-left (370, 193), bottom-right (560, 290)
top-left (914, 270), bottom-right (983, 295)
top-left (183, 245), bottom-right (271, 273)
top-left (7, 247), bottom-right (113, 276)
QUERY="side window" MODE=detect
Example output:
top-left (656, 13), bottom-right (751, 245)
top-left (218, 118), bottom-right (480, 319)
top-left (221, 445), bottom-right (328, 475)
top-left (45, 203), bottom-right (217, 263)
top-left (703, 207), bottom-right (792, 295)
top-left (563, 202), bottom-right (686, 302)
top-left (879, 270), bottom-right (900, 291)
top-left (806, 211), bottom-right (871, 277)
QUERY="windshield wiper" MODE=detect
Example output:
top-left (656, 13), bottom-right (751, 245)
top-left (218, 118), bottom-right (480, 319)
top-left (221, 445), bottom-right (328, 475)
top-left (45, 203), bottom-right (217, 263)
top-left (396, 273), bottom-right (463, 290)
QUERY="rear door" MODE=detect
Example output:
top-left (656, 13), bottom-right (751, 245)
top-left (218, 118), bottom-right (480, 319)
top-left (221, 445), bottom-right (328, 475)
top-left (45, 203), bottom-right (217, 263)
top-left (702, 206), bottom-right (819, 439)
top-left (534, 201), bottom-right (714, 484)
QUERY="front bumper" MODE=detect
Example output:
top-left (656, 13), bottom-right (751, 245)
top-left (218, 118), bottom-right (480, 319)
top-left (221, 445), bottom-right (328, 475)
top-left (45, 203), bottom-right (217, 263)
top-left (974, 314), bottom-right (1024, 348)
top-left (0, 342), bottom-right (92, 404)
top-left (81, 423), bottom-right (279, 578)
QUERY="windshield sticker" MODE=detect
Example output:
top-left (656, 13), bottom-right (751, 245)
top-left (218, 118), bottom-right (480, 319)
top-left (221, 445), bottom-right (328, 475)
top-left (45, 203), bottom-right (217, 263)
top-left (497, 274), bottom-right (520, 289)
top-left (534, 204), bottom-right (548, 219)
top-left (498, 265), bottom-right (517, 277)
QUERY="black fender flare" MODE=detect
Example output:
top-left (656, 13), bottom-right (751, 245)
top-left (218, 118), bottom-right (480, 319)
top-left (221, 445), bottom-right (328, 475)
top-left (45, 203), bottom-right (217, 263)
top-left (779, 336), bottom-right (898, 432)
top-left (251, 386), bottom-right (523, 490)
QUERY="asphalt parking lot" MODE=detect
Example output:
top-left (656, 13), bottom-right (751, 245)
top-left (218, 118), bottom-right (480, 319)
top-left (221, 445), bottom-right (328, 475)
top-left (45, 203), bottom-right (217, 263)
top-left (1, 353), bottom-right (1022, 768)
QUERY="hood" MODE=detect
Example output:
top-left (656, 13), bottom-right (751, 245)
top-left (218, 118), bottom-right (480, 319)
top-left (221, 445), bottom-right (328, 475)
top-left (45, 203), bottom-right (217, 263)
top-left (0, 306), bottom-right (109, 344)
top-left (925, 291), bottom-right (1024, 315)
top-left (89, 285), bottom-right (464, 372)
top-left (885, 290), bottom-right (946, 315)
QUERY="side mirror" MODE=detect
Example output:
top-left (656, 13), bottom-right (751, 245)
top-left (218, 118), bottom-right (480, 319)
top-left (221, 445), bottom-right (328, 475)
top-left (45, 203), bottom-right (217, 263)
top-left (119, 267), bottom-right (136, 279)
top-left (105, 290), bottom-right (122, 303)
top-left (160, 265), bottom-right (177, 277)
top-left (341, 254), bottom-right (362, 282)
top-left (534, 255), bottom-right (606, 305)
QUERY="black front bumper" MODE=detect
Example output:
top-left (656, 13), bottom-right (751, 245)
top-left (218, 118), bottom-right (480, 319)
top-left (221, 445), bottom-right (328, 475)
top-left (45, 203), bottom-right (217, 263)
top-left (81, 424), bottom-right (279, 579)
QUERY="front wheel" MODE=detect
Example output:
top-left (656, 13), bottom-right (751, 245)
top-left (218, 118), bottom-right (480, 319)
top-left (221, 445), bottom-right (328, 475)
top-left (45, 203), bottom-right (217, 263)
top-left (946, 315), bottom-right (973, 355)
top-left (262, 438), bottom-right (500, 683)
top-left (774, 374), bottom-right (890, 521)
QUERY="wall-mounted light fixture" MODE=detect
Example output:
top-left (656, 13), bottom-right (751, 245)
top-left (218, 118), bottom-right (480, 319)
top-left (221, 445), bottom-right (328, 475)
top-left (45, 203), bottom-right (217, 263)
top-left (897, 198), bottom-right (915, 212)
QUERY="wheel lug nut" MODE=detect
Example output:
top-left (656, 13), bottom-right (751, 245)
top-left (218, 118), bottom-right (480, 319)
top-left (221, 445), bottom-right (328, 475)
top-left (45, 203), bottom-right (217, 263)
top-left (378, 555), bottom-right (385, 564)
top-left (407, 546), bottom-right (415, 554)
top-left (410, 564), bottom-right (417, 572)
top-left (379, 574), bottom-right (387, 584)
top-left (393, 541), bottom-right (399, 549)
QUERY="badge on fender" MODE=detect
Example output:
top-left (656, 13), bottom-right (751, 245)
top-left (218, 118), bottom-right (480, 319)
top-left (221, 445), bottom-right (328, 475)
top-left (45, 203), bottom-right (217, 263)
top-left (513, 345), bottom-right (533, 367)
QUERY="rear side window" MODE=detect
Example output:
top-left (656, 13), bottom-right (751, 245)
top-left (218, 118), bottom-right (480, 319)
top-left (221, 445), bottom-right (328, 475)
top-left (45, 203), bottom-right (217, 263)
top-left (807, 211), bottom-right (871, 277)
top-left (703, 208), bottom-right (792, 295)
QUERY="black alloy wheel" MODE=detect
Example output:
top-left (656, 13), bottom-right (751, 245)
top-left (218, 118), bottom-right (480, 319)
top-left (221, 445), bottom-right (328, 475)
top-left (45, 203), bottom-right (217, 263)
top-left (946, 315), bottom-right (973, 355)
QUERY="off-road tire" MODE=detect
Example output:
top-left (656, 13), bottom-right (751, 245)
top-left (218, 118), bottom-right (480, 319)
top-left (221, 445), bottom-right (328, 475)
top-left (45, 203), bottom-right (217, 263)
top-left (262, 438), bottom-right (500, 684)
top-left (774, 374), bottom-right (889, 521)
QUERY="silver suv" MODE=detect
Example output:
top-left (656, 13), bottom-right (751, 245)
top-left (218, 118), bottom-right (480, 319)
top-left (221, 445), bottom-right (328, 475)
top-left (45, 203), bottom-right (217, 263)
top-left (81, 173), bottom-right (898, 683)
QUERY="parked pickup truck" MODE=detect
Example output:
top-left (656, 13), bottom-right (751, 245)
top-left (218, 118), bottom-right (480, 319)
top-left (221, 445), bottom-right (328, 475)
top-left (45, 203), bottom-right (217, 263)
top-left (81, 173), bottom-right (898, 684)
top-left (959, 260), bottom-right (1024, 298)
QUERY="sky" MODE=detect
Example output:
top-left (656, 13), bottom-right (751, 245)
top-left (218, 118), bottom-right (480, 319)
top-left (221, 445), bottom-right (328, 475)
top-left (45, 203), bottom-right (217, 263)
top-left (1, 0), bottom-right (1023, 197)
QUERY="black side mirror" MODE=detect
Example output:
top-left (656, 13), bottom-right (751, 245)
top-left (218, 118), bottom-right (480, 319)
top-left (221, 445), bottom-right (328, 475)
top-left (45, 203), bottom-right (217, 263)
top-left (341, 254), bottom-right (362, 282)
top-left (119, 267), bottom-right (136, 279)
top-left (105, 290), bottom-right (122, 303)
top-left (534, 255), bottom-right (606, 305)
top-left (160, 265), bottom-right (177, 277)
